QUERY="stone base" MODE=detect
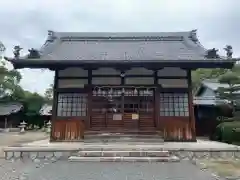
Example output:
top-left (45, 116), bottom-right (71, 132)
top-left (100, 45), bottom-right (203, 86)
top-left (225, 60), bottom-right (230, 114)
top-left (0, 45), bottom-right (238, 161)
top-left (68, 156), bottom-right (180, 162)
top-left (75, 150), bottom-right (170, 157)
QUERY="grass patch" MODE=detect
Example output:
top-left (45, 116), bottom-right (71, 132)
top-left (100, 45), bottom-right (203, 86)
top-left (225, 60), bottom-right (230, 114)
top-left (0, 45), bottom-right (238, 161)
top-left (200, 159), bottom-right (240, 177)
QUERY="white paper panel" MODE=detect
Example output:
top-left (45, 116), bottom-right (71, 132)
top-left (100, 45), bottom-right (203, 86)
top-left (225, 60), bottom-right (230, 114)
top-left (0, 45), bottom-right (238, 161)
top-left (158, 79), bottom-right (188, 87)
top-left (58, 79), bottom-right (88, 88)
top-left (92, 68), bottom-right (120, 75)
top-left (92, 77), bottom-right (121, 85)
top-left (125, 68), bottom-right (153, 75)
top-left (58, 68), bottom-right (88, 77)
top-left (125, 77), bottom-right (154, 85)
top-left (157, 67), bottom-right (187, 77)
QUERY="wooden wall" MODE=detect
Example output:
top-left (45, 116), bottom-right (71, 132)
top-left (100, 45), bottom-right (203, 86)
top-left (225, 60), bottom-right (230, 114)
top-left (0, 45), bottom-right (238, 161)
top-left (50, 67), bottom-right (196, 142)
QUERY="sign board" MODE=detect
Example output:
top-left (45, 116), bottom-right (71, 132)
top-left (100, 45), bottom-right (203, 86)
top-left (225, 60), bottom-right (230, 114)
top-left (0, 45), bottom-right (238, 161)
top-left (132, 114), bottom-right (139, 120)
top-left (113, 114), bottom-right (122, 120)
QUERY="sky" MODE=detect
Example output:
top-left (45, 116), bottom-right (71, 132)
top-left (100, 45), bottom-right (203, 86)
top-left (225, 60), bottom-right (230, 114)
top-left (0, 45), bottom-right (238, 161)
top-left (0, 0), bottom-right (239, 95)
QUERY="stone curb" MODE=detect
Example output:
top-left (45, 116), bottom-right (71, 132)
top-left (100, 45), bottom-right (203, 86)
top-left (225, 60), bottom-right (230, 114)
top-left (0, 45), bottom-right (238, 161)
top-left (68, 156), bottom-right (180, 162)
top-left (76, 150), bottom-right (170, 157)
top-left (3, 146), bottom-right (80, 152)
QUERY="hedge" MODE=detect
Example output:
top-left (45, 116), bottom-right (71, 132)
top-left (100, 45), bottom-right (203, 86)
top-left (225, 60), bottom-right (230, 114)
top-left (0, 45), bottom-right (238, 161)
top-left (212, 121), bottom-right (240, 143)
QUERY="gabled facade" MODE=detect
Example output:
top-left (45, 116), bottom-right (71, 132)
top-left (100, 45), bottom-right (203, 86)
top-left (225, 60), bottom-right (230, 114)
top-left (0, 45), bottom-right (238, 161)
top-left (5, 30), bottom-right (237, 142)
top-left (194, 79), bottom-right (233, 106)
top-left (194, 80), bottom-right (236, 136)
top-left (0, 102), bottom-right (23, 129)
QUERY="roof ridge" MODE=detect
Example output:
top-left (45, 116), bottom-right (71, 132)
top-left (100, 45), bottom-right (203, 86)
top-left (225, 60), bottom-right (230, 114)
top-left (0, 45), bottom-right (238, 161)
top-left (49, 30), bottom-right (193, 40)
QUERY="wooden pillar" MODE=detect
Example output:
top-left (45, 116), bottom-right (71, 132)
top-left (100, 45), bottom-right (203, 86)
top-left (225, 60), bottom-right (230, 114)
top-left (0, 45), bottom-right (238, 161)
top-left (187, 70), bottom-right (196, 141)
top-left (87, 69), bottom-right (92, 130)
top-left (50, 70), bottom-right (58, 142)
top-left (154, 70), bottom-right (160, 129)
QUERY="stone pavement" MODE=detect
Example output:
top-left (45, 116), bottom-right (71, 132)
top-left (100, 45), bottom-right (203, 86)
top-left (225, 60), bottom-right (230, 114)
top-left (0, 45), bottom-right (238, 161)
top-left (0, 160), bottom-right (224, 180)
top-left (22, 138), bottom-right (240, 150)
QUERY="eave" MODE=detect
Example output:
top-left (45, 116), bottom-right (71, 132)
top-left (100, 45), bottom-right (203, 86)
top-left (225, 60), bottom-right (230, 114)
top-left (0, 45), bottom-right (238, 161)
top-left (4, 57), bottom-right (237, 70)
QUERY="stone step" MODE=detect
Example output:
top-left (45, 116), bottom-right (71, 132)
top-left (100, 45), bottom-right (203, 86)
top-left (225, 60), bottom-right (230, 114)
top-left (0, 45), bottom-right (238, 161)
top-left (68, 156), bottom-right (180, 162)
top-left (75, 150), bottom-right (170, 157)
top-left (83, 138), bottom-right (164, 143)
top-left (85, 131), bottom-right (160, 135)
top-left (84, 133), bottom-right (162, 139)
top-left (83, 133), bottom-right (164, 143)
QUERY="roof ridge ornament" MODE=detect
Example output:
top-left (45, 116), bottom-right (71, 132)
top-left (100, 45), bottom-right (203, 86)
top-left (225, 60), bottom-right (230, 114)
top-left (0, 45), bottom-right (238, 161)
top-left (224, 45), bottom-right (233, 58)
top-left (28, 48), bottom-right (40, 59)
top-left (189, 29), bottom-right (198, 43)
top-left (13, 45), bottom-right (23, 59)
top-left (205, 48), bottom-right (220, 59)
top-left (47, 30), bottom-right (57, 42)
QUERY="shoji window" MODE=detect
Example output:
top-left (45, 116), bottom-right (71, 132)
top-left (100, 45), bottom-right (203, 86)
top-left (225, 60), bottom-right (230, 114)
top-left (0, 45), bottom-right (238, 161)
top-left (159, 93), bottom-right (189, 117)
top-left (57, 93), bottom-right (87, 117)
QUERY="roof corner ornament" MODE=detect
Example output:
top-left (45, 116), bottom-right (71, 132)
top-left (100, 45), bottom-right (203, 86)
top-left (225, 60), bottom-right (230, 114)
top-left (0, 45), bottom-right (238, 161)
top-left (28, 48), bottom-right (40, 59)
top-left (47, 30), bottom-right (57, 42)
top-left (48, 30), bottom-right (55, 37)
top-left (223, 45), bottom-right (233, 58)
top-left (205, 48), bottom-right (220, 59)
top-left (189, 29), bottom-right (198, 42)
top-left (13, 45), bottom-right (23, 59)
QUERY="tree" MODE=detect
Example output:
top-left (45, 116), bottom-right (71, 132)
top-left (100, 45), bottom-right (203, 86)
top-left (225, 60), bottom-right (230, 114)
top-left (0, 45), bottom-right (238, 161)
top-left (0, 60), bottom-right (22, 98)
top-left (217, 72), bottom-right (240, 107)
top-left (192, 68), bottom-right (228, 91)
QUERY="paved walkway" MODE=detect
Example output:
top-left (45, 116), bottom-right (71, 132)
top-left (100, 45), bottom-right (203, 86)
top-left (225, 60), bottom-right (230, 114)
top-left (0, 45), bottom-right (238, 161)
top-left (0, 160), bottom-right (222, 180)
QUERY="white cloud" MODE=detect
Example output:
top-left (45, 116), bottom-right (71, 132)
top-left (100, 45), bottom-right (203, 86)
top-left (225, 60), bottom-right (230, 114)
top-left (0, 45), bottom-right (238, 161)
top-left (0, 0), bottom-right (239, 94)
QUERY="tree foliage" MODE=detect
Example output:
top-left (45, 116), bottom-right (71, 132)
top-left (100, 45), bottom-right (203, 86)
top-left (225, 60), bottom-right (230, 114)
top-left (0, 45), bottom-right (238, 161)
top-left (217, 72), bottom-right (240, 104)
top-left (0, 61), bottom-right (22, 97)
top-left (191, 68), bottom-right (228, 90)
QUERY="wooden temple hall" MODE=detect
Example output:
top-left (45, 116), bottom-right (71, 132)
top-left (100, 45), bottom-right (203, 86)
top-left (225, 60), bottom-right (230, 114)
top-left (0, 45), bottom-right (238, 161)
top-left (6, 30), bottom-right (236, 142)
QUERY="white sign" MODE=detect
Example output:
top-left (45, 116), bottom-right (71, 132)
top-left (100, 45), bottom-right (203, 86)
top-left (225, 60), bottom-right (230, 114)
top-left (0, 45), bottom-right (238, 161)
top-left (113, 114), bottom-right (122, 120)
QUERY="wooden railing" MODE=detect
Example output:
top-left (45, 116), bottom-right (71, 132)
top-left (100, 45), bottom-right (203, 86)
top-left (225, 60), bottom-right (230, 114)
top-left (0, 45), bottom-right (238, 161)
top-left (51, 119), bottom-right (85, 141)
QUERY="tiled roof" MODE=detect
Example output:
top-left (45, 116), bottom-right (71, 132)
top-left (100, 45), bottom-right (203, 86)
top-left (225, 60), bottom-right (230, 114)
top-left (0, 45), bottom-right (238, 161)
top-left (36, 31), bottom-right (208, 61)
top-left (0, 102), bottom-right (23, 116)
top-left (193, 96), bottom-right (230, 106)
top-left (5, 30), bottom-right (237, 69)
top-left (202, 79), bottom-right (240, 93)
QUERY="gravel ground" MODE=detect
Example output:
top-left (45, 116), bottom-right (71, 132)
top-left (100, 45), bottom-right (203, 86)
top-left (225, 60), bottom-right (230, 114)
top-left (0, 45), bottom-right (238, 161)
top-left (0, 131), bottom-right (48, 158)
top-left (0, 159), bottom-right (222, 180)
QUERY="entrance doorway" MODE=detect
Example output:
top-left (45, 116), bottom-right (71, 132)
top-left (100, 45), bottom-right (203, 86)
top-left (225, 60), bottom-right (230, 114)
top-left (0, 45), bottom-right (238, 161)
top-left (90, 87), bottom-right (156, 130)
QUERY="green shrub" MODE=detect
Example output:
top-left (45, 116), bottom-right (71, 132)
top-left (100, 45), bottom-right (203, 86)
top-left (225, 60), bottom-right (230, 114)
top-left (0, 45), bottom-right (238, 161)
top-left (212, 121), bottom-right (240, 143)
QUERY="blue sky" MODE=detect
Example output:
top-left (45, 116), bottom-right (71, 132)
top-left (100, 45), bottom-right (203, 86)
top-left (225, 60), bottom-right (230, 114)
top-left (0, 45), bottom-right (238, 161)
top-left (0, 0), bottom-right (239, 95)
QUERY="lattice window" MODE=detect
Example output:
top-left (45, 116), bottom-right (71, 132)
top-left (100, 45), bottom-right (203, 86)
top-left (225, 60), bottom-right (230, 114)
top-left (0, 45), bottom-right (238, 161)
top-left (57, 93), bottom-right (87, 117)
top-left (159, 93), bottom-right (189, 116)
top-left (139, 89), bottom-right (154, 112)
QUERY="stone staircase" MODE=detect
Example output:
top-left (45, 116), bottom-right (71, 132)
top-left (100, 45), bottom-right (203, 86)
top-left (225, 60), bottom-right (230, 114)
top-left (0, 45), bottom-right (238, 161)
top-left (68, 133), bottom-right (179, 162)
top-left (68, 149), bottom-right (180, 162)
top-left (83, 133), bottom-right (164, 143)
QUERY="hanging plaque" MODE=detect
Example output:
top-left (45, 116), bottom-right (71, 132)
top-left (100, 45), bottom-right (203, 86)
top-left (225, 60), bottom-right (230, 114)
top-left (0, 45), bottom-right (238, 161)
top-left (113, 114), bottom-right (122, 120)
top-left (132, 114), bottom-right (139, 120)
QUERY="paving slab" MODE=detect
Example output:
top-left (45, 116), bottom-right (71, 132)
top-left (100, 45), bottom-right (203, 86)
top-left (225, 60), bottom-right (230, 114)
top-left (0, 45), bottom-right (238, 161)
top-left (19, 139), bottom-right (240, 151)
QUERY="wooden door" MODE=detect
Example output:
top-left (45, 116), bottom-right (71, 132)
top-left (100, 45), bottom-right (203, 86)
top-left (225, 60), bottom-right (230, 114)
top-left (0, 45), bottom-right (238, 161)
top-left (123, 95), bottom-right (139, 129)
top-left (139, 89), bottom-right (155, 130)
top-left (91, 95), bottom-right (107, 129)
top-left (91, 88), bottom-right (123, 129)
